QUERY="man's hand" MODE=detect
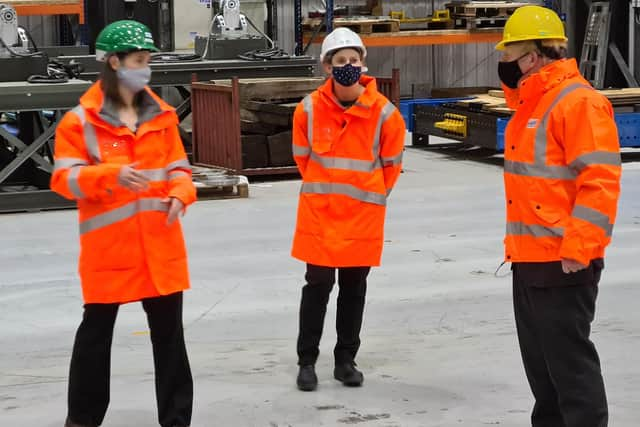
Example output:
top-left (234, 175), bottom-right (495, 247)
top-left (561, 258), bottom-right (587, 274)
top-left (118, 162), bottom-right (149, 192)
top-left (163, 197), bottom-right (185, 225)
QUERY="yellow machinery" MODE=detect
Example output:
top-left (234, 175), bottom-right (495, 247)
top-left (435, 113), bottom-right (468, 138)
top-left (389, 9), bottom-right (452, 26)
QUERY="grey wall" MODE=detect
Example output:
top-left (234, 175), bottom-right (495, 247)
top-left (18, 16), bottom-right (59, 46)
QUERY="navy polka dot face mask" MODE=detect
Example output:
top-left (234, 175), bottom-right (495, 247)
top-left (332, 64), bottom-right (362, 87)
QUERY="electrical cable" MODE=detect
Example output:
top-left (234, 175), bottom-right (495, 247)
top-left (0, 34), bottom-right (45, 57)
top-left (238, 46), bottom-right (289, 60)
top-left (493, 261), bottom-right (511, 278)
top-left (27, 58), bottom-right (85, 84)
top-left (238, 15), bottom-right (290, 60)
top-left (150, 53), bottom-right (202, 62)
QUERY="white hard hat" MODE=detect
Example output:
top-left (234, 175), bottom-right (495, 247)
top-left (320, 27), bottom-right (367, 63)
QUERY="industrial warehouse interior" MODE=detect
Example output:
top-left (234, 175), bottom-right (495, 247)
top-left (1, 1), bottom-right (639, 426)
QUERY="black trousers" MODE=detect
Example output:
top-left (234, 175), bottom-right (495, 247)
top-left (297, 264), bottom-right (370, 366)
top-left (512, 261), bottom-right (608, 427)
top-left (67, 292), bottom-right (193, 427)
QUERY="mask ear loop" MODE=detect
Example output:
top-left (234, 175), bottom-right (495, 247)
top-left (516, 50), bottom-right (538, 77)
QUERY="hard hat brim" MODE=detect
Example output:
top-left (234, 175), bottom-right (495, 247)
top-left (495, 35), bottom-right (569, 51)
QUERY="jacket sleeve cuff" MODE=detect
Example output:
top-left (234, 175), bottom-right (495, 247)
top-left (559, 239), bottom-right (595, 267)
top-left (169, 185), bottom-right (197, 207)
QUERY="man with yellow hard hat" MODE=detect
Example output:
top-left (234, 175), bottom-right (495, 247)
top-left (496, 6), bottom-right (621, 427)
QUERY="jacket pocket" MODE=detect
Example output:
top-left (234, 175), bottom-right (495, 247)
top-left (514, 258), bottom-right (604, 288)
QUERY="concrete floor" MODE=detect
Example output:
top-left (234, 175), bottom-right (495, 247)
top-left (1, 146), bottom-right (639, 427)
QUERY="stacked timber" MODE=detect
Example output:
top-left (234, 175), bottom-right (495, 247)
top-left (451, 87), bottom-right (640, 115)
top-left (210, 77), bottom-right (324, 169)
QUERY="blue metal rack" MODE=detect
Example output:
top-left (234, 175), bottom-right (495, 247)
top-left (404, 98), bottom-right (640, 151)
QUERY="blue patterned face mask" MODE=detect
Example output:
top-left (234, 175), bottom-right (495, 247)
top-left (332, 64), bottom-right (362, 87)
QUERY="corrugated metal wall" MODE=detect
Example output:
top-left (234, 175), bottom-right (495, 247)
top-left (277, 0), bottom-right (541, 96)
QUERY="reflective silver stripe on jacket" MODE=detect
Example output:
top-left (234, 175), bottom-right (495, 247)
top-left (506, 221), bottom-right (564, 238)
top-left (67, 166), bottom-right (85, 199)
top-left (504, 83), bottom-right (592, 179)
top-left (300, 182), bottom-right (386, 206)
top-left (373, 101), bottom-right (397, 165)
top-left (71, 105), bottom-right (101, 163)
top-left (381, 152), bottom-right (403, 166)
top-left (572, 205), bottom-right (614, 236)
top-left (54, 157), bottom-right (89, 171)
top-left (79, 198), bottom-right (169, 235)
top-left (569, 151), bottom-right (621, 173)
top-left (139, 168), bottom-right (169, 181)
top-left (165, 159), bottom-right (192, 172)
top-left (169, 170), bottom-right (190, 180)
top-left (304, 99), bottom-right (398, 173)
top-left (292, 144), bottom-right (311, 157)
top-left (309, 152), bottom-right (379, 172)
top-left (302, 95), bottom-right (313, 145)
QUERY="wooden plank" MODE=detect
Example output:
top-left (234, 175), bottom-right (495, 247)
top-left (240, 120), bottom-right (282, 136)
top-left (304, 17), bottom-right (401, 34)
top-left (333, 18), bottom-right (400, 34)
top-left (304, 29), bottom-right (503, 47)
top-left (446, 1), bottom-right (533, 7)
top-left (5, 0), bottom-right (84, 23)
top-left (210, 77), bottom-right (324, 103)
top-left (5, 0), bottom-right (78, 4)
top-left (244, 101), bottom-right (297, 115)
top-left (267, 131), bottom-right (294, 167)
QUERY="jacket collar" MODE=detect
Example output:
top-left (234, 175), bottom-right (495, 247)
top-left (79, 82), bottom-right (177, 135)
top-left (318, 74), bottom-right (380, 118)
top-left (518, 58), bottom-right (582, 101)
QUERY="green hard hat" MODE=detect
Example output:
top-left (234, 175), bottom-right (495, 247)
top-left (95, 20), bottom-right (159, 61)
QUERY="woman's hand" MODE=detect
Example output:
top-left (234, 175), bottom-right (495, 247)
top-left (118, 162), bottom-right (149, 191)
top-left (163, 197), bottom-right (185, 225)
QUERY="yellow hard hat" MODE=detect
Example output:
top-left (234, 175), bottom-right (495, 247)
top-left (495, 5), bottom-right (567, 51)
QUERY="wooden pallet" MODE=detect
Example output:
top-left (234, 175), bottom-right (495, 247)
top-left (445, 1), bottom-right (532, 18)
top-left (455, 16), bottom-right (508, 29)
top-left (455, 87), bottom-right (640, 115)
top-left (303, 17), bottom-right (400, 34)
top-left (192, 167), bottom-right (249, 200)
top-left (335, 18), bottom-right (400, 34)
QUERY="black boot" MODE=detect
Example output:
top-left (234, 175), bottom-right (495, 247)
top-left (64, 417), bottom-right (97, 427)
top-left (334, 362), bottom-right (364, 387)
top-left (297, 365), bottom-right (318, 391)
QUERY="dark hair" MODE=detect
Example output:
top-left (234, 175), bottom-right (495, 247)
top-left (99, 52), bottom-right (145, 108)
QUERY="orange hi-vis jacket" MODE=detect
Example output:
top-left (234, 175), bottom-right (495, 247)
top-left (51, 82), bottom-right (196, 304)
top-left (503, 59), bottom-right (621, 266)
top-left (291, 75), bottom-right (406, 267)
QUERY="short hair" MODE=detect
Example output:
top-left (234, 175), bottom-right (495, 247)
top-left (508, 39), bottom-right (568, 60)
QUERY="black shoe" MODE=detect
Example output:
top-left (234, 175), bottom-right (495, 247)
top-left (297, 365), bottom-right (318, 391)
top-left (334, 362), bottom-right (364, 387)
top-left (64, 417), bottom-right (97, 427)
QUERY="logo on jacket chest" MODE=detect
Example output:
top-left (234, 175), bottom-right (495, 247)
top-left (526, 119), bottom-right (539, 128)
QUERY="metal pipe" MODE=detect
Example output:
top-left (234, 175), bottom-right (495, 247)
top-left (630, 0), bottom-right (638, 77)
top-left (326, 0), bottom-right (333, 32)
top-left (294, 0), bottom-right (302, 56)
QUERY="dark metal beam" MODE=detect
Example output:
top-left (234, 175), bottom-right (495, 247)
top-left (609, 43), bottom-right (639, 87)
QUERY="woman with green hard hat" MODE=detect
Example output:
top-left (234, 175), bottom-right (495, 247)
top-left (51, 20), bottom-right (195, 427)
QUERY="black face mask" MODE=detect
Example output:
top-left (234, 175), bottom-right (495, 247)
top-left (498, 53), bottom-right (530, 89)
